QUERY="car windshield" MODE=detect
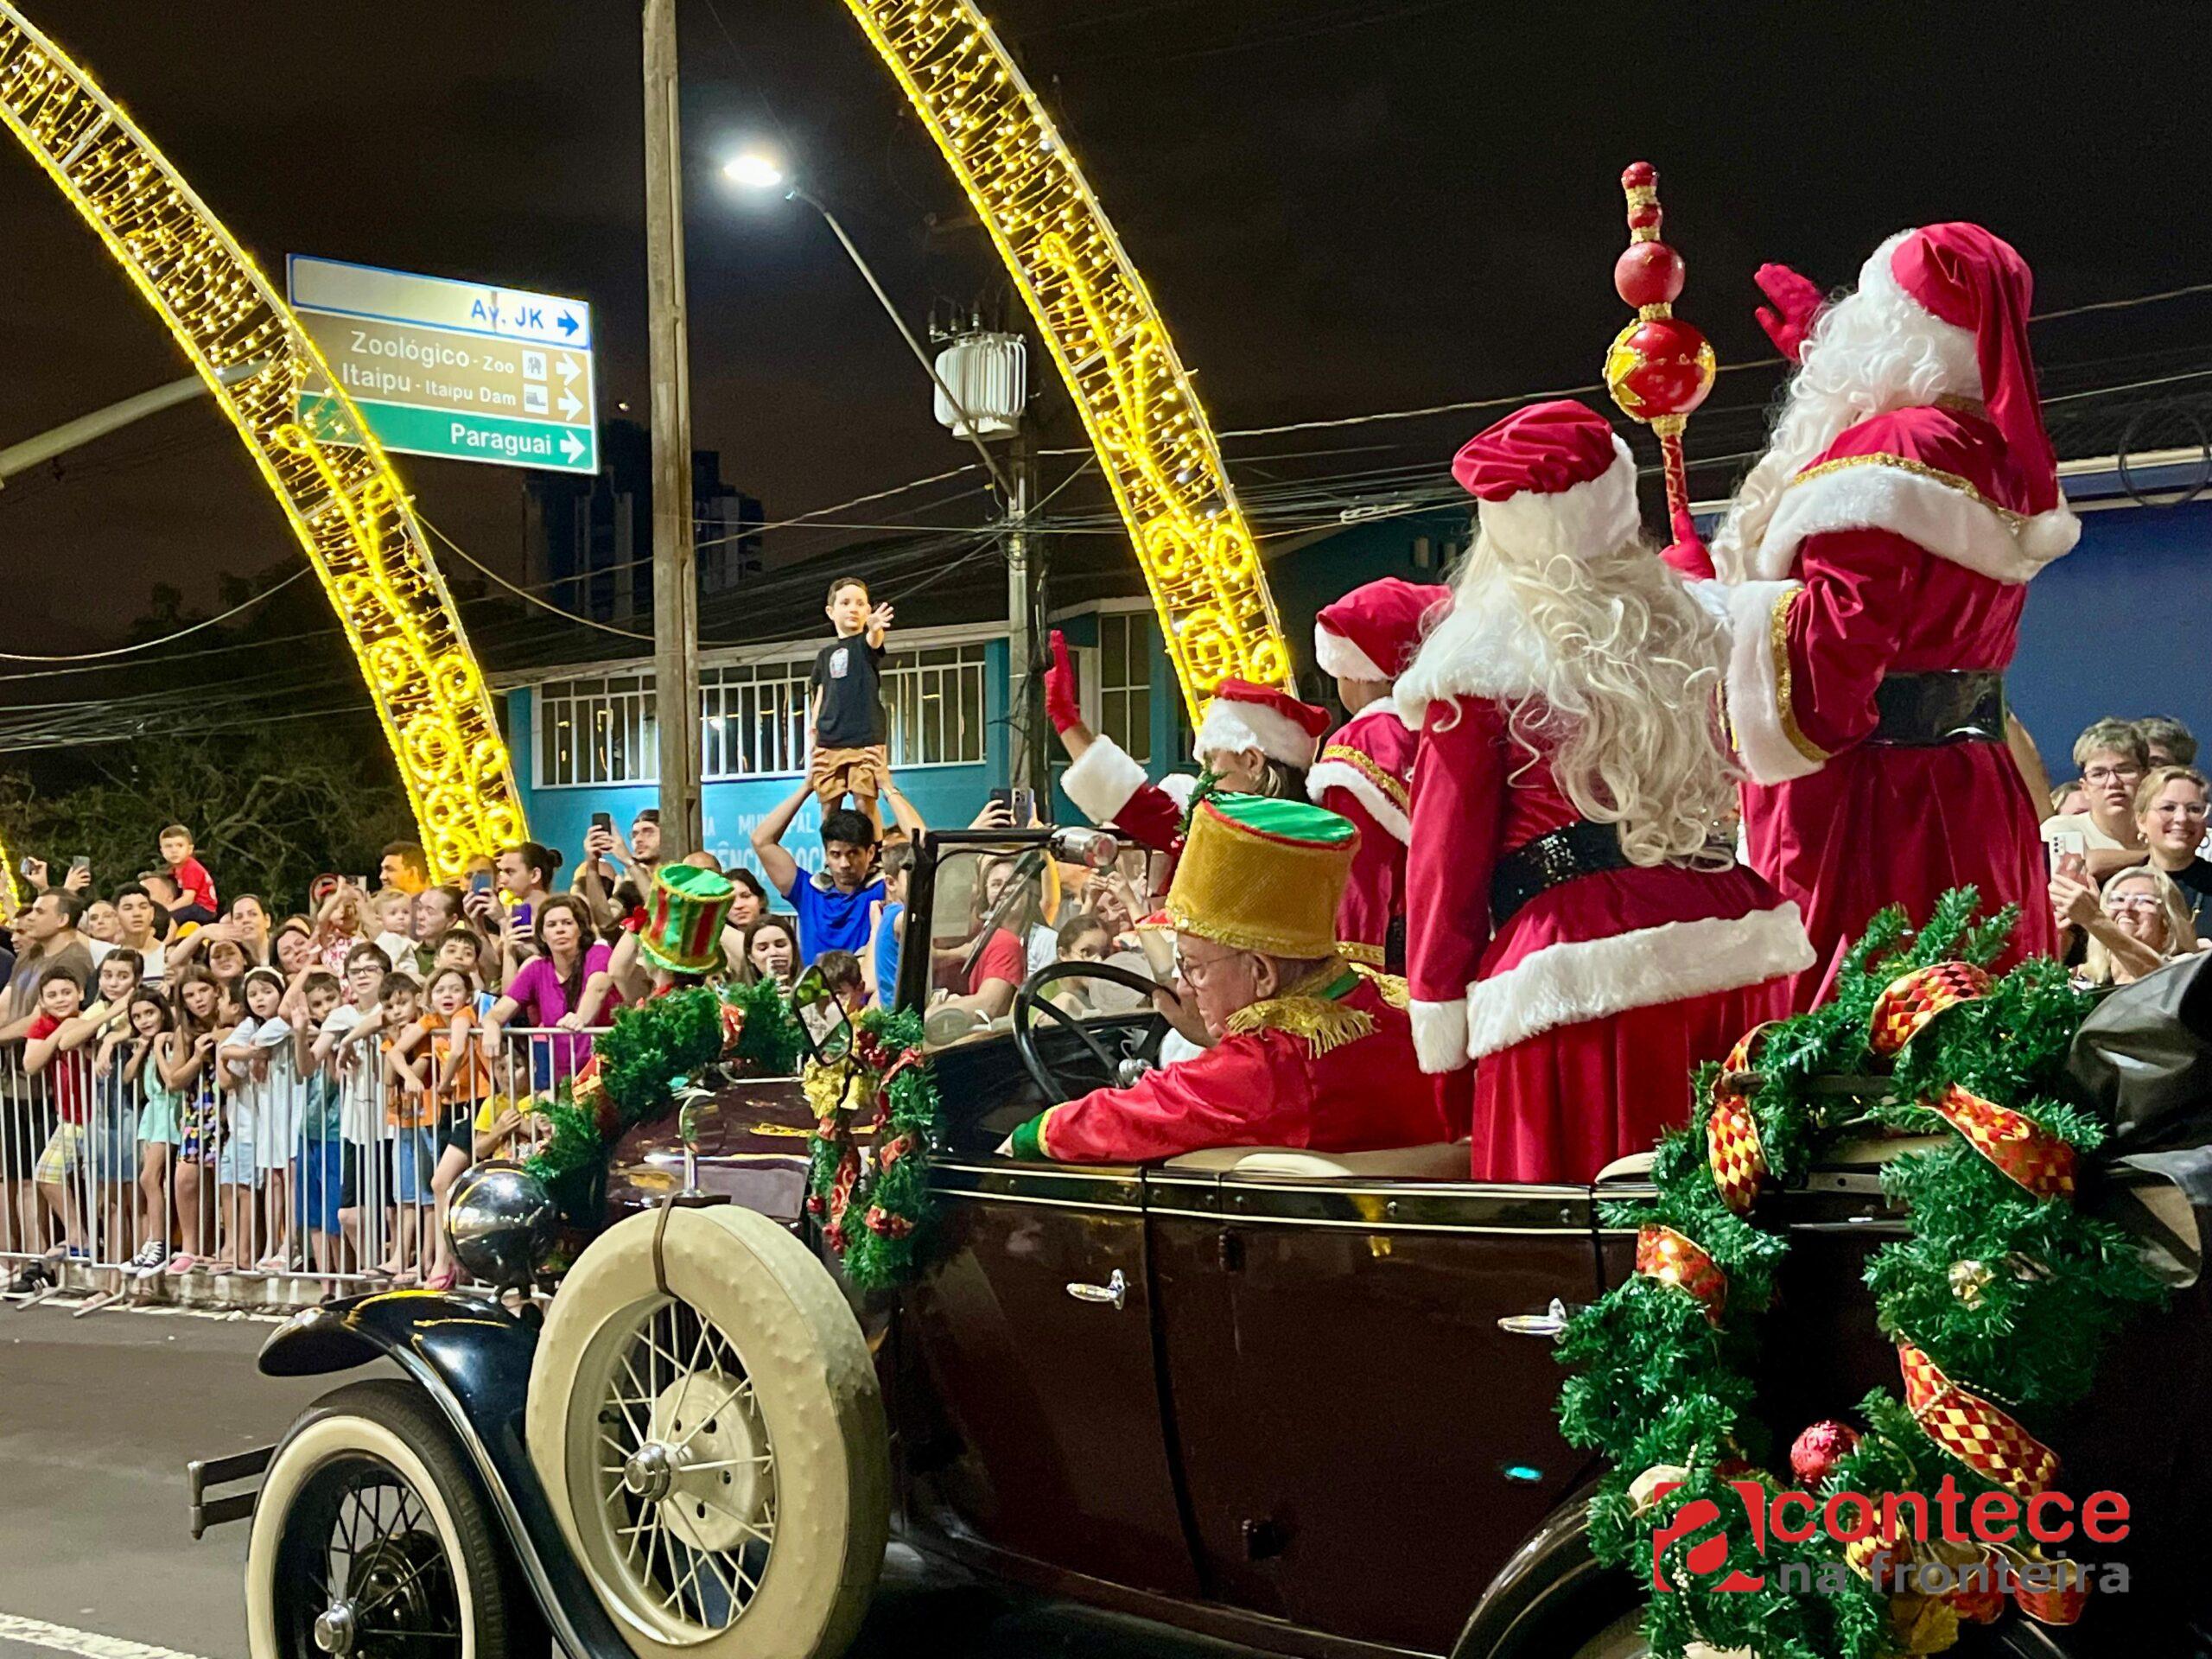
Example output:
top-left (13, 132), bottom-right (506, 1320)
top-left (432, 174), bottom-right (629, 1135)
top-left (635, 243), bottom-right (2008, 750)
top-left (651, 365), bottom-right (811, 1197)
top-left (921, 842), bottom-right (1164, 1050)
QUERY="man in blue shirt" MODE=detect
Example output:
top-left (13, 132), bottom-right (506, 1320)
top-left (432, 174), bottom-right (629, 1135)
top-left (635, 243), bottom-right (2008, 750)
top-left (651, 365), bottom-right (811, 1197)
top-left (752, 774), bottom-right (925, 965)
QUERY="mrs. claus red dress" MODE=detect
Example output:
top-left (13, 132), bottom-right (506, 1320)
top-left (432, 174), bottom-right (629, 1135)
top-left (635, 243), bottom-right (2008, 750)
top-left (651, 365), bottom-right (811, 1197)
top-left (1400, 692), bottom-right (1812, 1185)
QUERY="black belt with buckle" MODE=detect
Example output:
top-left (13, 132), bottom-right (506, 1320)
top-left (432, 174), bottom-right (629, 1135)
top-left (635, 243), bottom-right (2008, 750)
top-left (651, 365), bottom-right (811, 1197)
top-left (1870, 671), bottom-right (2007, 747)
top-left (1491, 820), bottom-right (1631, 930)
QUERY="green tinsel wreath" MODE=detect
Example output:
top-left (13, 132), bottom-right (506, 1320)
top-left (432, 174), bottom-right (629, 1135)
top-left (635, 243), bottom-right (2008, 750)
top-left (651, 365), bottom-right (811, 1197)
top-left (524, 979), bottom-right (808, 1223)
top-left (803, 1006), bottom-right (944, 1292)
top-left (1554, 891), bottom-right (2164, 1659)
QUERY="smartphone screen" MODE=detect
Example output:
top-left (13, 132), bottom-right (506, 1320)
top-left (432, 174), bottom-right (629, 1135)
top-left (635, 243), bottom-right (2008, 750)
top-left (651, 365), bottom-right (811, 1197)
top-left (469, 871), bottom-right (493, 895)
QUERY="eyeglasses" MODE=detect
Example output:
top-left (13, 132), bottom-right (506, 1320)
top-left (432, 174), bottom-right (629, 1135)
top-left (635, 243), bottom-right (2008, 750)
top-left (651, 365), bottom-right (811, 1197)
top-left (2105, 893), bottom-right (2165, 913)
top-left (2150, 799), bottom-right (2209, 820)
top-left (2083, 765), bottom-right (2142, 785)
top-left (1177, 946), bottom-right (1249, 989)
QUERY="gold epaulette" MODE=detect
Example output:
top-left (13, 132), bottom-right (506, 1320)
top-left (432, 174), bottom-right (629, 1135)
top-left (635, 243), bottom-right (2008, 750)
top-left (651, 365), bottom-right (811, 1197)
top-left (1224, 963), bottom-right (1379, 1056)
top-left (1351, 963), bottom-right (1410, 1009)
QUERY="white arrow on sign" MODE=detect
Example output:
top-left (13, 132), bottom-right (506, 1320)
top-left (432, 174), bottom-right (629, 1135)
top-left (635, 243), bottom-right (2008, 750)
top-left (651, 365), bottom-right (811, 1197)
top-left (560, 430), bottom-right (586, 463)
top-left (559, 390), bottom-right (584, 420)
top-left (557, 354), bottom-right (581, 385)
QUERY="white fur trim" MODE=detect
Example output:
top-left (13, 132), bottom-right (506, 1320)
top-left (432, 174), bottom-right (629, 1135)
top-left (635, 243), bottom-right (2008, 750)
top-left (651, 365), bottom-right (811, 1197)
top-left (1725, 581), bottom-right (1826, 785)
top-left (1749, 459), bottom-right (2078, 586)
top-left (1306, 758), bottom-right (1410, 843)
top-left (1156, 772), bottom-right (1198, 809)
top-left (1410, 997), bottom-right (1471, 1075)
top-left (1395, 593), bottom-right (1546, 718)
top-left (1314, 623), bottom-right (1389, 683)
top-left (1062, 736), bottom-right (1148, 827)
top-left (1464, 904), bottom-right (1815, 1058)
top-left (1475, 434), bottom-right (1640, 565)
top-left (1195, 699), bottom-right (1319, 768)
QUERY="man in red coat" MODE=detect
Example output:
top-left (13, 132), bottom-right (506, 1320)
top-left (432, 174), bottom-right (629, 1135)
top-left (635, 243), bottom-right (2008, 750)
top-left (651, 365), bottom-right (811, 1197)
top-left (1307, 577), bottom-right (1451, 969)
top-left (1004, 794), bottom-right (1450, 1164)
top-left (1696, 225), bottom-right (2076, 1003)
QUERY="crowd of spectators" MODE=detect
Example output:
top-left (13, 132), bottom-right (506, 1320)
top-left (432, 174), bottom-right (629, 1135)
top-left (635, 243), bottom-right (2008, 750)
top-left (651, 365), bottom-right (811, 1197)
top-left (2041, 714), bottom-right (2211, 987)
top-left (0, 759), bottom-right (1173, 1294)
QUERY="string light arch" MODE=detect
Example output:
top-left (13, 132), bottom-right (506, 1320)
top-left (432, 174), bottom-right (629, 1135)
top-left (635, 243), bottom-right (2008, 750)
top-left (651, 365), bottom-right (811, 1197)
top-left (0, 6), bottom-right (525, 884)
top-left (838, 0), bottom-right (1293, 720)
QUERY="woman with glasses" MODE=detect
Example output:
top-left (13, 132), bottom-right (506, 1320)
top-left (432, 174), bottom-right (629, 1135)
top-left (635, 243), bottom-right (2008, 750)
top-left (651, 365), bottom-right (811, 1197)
top-left (2069, 866), bottom-right (2198, 988)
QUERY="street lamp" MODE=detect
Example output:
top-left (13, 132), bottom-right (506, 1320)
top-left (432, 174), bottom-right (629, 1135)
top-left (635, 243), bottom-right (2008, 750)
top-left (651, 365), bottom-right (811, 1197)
top-left (724, 151), bottom-right (1047, 785)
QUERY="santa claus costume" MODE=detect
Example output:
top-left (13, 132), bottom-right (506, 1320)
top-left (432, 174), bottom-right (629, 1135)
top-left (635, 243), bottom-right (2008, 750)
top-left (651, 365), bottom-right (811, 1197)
top-left (1054, 660), bottom-right (1331, 862)
top-left (1695, 225), bottom-right (2074, 1003)
top-left (1400, 401), bottom-right (1812, 1185)
top-left (1307, 577), bottom-right (1451, 969)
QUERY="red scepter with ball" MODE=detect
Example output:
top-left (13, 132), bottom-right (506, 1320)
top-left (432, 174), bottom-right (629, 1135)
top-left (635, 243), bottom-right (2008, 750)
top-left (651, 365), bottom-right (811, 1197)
top-left (1604, 162), bottom-right (1717, 557)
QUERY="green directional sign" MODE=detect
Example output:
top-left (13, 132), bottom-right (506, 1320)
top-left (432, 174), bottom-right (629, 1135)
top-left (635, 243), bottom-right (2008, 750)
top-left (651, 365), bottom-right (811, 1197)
top-left (287, 255), bottom-right (598, 474)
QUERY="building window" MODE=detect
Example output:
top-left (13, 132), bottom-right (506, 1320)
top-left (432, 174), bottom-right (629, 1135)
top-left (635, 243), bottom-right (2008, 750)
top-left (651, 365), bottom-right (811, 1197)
top-left (536, 642), bottom-right (991, 789)
top-left (537, 674), bottom-right (658, 787)
top-left (884, 643), bottom-right (988, 767)
top-left (702, 661), bottom-right (812, 780)
top-left (1096, 612), bottom-right (1152, 765)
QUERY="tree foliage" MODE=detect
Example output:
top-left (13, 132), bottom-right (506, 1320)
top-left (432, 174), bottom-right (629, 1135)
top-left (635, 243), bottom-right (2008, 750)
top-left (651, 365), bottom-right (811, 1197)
top-left (0, 723), bottom-right (411, 916)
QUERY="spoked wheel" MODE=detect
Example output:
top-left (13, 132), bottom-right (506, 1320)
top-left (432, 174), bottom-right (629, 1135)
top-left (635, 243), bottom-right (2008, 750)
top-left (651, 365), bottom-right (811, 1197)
top-left (579, 1296), bottom-right (778, 1632)
top-left (247, 1380), bottom-right (524, 1659)
top-left (528, 1203), bottom-right (890, 1659)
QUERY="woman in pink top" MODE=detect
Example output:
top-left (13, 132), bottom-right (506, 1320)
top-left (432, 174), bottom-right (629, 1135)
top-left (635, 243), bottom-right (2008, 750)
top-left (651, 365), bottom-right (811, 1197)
top-left (477, 896), bottom-right (617, 1089)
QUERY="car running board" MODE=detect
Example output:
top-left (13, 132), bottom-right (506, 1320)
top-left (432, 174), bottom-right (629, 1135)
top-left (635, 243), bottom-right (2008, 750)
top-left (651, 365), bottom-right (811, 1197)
top-left (187, 1445), bottom-right (272, 1540)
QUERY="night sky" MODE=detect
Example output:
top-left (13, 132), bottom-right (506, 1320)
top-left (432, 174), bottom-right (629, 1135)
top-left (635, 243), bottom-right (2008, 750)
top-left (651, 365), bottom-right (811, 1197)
top-left (3, 1), bottom-right (2208, 659)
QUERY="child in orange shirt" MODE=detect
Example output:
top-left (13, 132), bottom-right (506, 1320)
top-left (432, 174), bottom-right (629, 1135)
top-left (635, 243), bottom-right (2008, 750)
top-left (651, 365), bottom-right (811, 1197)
top-left (416, 967), bottom-right (492, 1290)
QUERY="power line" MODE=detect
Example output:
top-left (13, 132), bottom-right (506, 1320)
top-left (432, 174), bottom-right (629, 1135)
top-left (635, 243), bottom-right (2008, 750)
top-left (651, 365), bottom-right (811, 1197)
top-left (0, 567), bottom-right (312, 663)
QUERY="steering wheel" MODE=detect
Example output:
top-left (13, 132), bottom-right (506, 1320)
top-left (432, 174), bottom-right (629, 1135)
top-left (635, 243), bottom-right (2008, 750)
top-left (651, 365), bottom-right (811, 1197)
top-left (1012, 959), bottom-right (1173, 1102)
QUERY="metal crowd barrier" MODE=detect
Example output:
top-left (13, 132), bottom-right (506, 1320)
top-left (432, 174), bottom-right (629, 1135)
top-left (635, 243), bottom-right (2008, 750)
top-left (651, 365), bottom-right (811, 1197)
top-left (0, 1026), bottom-right (605, 1312)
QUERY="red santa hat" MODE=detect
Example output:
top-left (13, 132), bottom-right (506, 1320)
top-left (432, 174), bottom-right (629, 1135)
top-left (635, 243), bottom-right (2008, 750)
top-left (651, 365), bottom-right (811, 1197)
top-left (1860, 223), bottom-right (2063, 521)
top-left (1451, 400), bottom-right (1640, 560)
top-left (1194, 679), bottom-right (1331, 770)
top-left (1313, 577), bottom-right (1452, 683)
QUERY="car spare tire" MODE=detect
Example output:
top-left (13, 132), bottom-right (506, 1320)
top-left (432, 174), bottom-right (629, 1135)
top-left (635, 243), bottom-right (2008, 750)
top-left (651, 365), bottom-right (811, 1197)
top-left (525, 1203), bottom-right (889, 1659)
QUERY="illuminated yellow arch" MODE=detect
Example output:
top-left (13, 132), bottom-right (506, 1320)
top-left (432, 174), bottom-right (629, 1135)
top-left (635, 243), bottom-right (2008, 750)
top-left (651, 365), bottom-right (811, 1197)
top-left (840, 0), bottom-right (1291, 721)
top-left (0, 6), bottom-right (524, 885)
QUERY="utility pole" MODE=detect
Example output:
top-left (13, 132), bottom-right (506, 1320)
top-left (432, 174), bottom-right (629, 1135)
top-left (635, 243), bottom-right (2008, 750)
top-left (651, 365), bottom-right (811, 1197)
top-left (643, 0), bottom-right (702, 855)
top-left (1005, 429), bottom-right (1046, 791)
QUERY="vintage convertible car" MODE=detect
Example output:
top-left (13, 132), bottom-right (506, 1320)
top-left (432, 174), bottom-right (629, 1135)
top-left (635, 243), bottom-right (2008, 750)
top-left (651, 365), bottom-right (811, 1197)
top-left (196, 828), bottom-right (2212, 1659)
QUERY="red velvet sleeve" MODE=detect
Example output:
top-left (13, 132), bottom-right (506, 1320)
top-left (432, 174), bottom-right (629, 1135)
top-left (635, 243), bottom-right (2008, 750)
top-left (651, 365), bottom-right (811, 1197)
top-left (1032, 1032), bottom-right (1307, 1163)
top-left (1320, 786), bottom-right (1397, 960)
top-left (1404, 697), bottom-right (1506, 1071)
top-left (1782, 526), bottom-right (1920, 756)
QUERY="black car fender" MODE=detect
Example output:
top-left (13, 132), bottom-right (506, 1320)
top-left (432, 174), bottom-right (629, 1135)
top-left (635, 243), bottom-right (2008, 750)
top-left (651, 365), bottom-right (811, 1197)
top-left (1450, 1484), bottom-right (1637, 1659)
top-left (259, 1291), bottom-right (634, 1659)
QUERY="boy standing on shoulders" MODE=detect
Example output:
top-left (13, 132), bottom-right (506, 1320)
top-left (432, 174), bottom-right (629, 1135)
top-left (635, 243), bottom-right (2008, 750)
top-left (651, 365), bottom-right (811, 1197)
top-left (157, 824), bottom-right (219, 929)
top-left (809, 575), bottom-right (894, 836)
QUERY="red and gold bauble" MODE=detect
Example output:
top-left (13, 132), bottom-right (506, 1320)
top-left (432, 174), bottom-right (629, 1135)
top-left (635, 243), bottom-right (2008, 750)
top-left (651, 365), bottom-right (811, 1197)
top-left (1605, 315), bottom-right (1717, 425)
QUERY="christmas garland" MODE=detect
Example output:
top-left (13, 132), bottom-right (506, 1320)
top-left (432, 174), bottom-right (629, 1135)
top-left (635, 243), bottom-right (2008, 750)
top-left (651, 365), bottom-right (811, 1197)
top-left (525, 978), bottom-right (808, 1221)
top-left (803, 1006), bottom-right (944, 1292)
top-left (1556, 892), bottom-right (2164, 1659)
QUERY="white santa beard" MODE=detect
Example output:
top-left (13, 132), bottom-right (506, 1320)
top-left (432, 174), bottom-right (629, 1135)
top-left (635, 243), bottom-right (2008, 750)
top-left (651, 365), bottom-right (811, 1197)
top-left (1712, 251), bottom-right (1980, 582)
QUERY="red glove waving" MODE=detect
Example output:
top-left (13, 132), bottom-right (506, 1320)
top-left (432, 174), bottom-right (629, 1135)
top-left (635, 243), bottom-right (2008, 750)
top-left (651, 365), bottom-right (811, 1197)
top-left (1044, 629), bottom-right (1083, 735)
top-left (1661, 502), bottom-right (1715, 582)
top-left (1753, 263), bottom-right (1827, 364)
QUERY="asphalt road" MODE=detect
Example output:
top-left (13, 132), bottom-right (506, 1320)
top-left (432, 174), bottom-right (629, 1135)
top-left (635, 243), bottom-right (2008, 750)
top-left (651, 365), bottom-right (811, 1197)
top-left (0, 1300), bottom-right (1249, 1659)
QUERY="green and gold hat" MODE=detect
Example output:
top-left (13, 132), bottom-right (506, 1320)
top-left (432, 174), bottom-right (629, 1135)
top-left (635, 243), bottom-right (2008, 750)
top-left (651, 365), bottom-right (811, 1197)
top-left (639, 863), bottom-right (735, 976)
top-left (1164, 793), bottom-right (1357, 961)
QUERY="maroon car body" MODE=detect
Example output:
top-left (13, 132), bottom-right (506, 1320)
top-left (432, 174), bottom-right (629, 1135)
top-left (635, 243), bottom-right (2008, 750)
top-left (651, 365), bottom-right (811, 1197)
top-left (603, 830), bottom-right (2212, 1659)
